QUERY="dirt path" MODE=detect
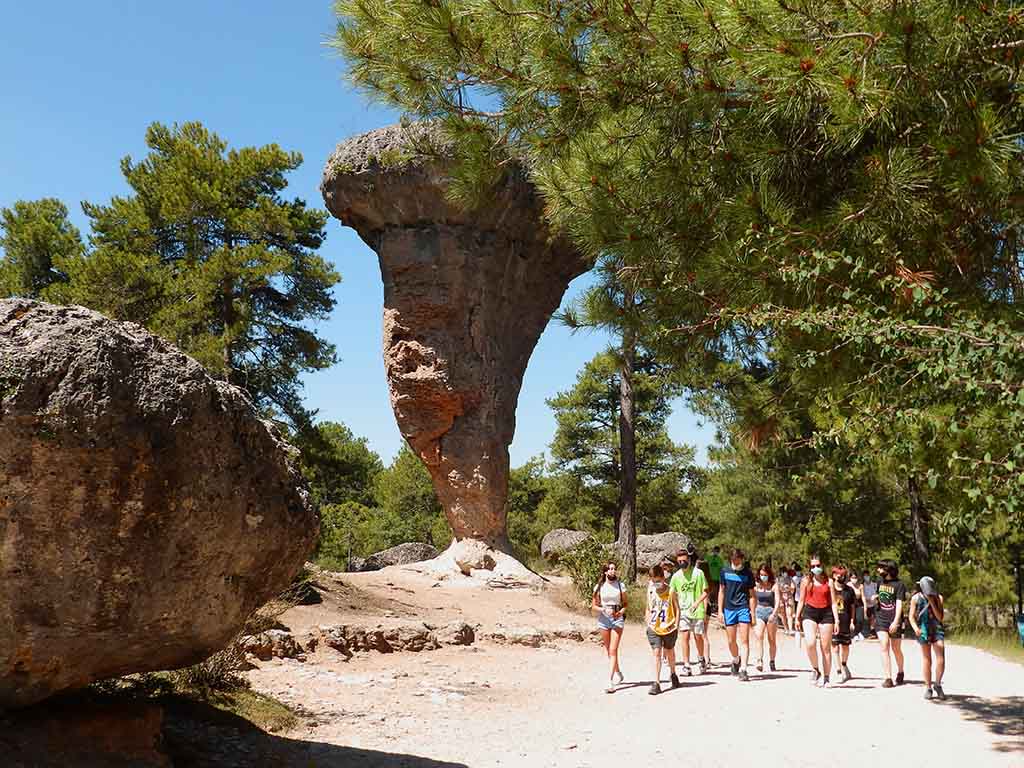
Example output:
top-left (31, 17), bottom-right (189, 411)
top-left (242, 568), bottom-right (1023, 767)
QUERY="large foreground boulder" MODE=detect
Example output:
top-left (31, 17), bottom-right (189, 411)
top-left (361, 542), bottom-right (439, 571)
top-left (0, 300), bottom-right (317, 708)
top-left (322, 123), bottom-right (589, 565)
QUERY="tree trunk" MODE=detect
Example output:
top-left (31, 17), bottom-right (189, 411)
top-left (907, 474), bottom-right (930, 566)
top-left (617, 291), bottom-right (638, 581)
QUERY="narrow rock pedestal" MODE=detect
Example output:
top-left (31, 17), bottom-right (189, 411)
top-left (322, 124), bottom-right (588, 579)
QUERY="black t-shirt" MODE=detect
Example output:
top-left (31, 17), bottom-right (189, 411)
top-left (875, 578), bottom-right (907, 623)
top-left (835, 585), bottom-right (856, 625)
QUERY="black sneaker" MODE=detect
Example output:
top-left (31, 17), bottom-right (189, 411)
top-left (924, 687), bottom-right (934, 700)
top-left (739, 669), bottom-right (750, 682)
top-left (841, 664), bottom-right (852, 683)
top-left (896, 671), bottom-right (905, 686)
top-left (730, 660), bottom-right (740, 676)
top-left (680, 665), bottom-right (692, 677)
top-left (769, 660), bottom-right (777, 672)
top-left (809, 669), bottom-right (821, 686)
top-left (698, 658), bottom-right (707, 675)
top-left (670, 673), bottom-right (681, 689)
top-left (934, 684), bottom-right (946, 700)
top-left (648, 682), bottom-right (661, 696)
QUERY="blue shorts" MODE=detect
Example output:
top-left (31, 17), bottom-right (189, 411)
top-left (724, 607), bottom-right (752, 626)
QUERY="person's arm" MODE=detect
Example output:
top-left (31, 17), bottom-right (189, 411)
top-left (617, 585), bottom-right (628, 619)
top-left (694, 577), bottom-right (710, 613)
top-left (891, 598), bottom-right (903, 634)
top-left (908, 594), bottom-right (921, 636)
top-left (718, 583), bottom-right (726, 621)
top-left (592, 587), bottom-right (603, 614)
top-left (933, 594), bottom-right (944, 622)
top-left (831, 580), bottom-right (841, 625)
top-left (769, 583), bottom-right (780, 622)
top-left (795, 578), bottom-right (807, 623)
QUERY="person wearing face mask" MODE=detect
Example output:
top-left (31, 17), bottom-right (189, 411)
top-left (908, 576), bottom-right (946, 700)
top-left (670, 548), bottom-right (709, 675)
top-left (717, 548), bottom-right (757, 681)
top-left (874, 559), bottom-right (907, 688)
top-left (795, 554), bottom-right (840, 687)
top-left (830, 565), bottom-right (856, 683)
top-left (777, 565), bottom-right (795, 635)
top-left (861, 569), bottom-right (879, 639)
top-left (592, 561), bottom-right (628, 693)
top-left (753, 563), bottom-right (781, 672)
top-left (645, 564), bottom-right (681, 695)
top-left (847, 570), bottom-right (865, 640)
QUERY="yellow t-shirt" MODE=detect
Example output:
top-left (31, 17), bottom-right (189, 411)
top-left (647, 583), bottom-right (678, 635)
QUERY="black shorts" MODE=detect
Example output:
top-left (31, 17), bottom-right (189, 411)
top-left (876, 613), bottom-right (903, 634)
top-left (832, 632), bottom-right (852, 646)
top-left (803, 605), bottom-right (834, 624)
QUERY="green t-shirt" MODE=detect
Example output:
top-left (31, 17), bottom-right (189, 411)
top-left (670, 566), bottom-right (708, 620)
top-left (707, 553), bottom-right (724, 581)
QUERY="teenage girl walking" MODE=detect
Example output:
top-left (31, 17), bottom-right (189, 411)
top-left (646, 565), bottom-right (680, 695)
top-left (875, 559), bottom-right (907, 688)
top-left (830, 565), bottom-right (856, 683)
top-left (753, 563), bottom-right (781, 672)
top-left (909, 576), bottom-right (947, 700)
top-left (795, 554), bottom-right (839, 687)
top-left (592, 562), bottom-right (627, 693)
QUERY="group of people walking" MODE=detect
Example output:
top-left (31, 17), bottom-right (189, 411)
top-left (593, 548), bottom-right (948, 700)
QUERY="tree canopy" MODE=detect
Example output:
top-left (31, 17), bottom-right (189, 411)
top-left (0, 199), bottom-right (81, 298)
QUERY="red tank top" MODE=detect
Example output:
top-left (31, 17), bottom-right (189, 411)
top-left (806, 578), bottom-right (831, 609)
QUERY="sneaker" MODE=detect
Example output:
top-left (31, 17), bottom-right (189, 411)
top-left (680, 665), bottom-right (692, 677)
top-left (648, 682), bottom-right (661, 696)
top-left (821, 676), bottom-right (831, 688)
top-left (841, 664), bottom-right (852, 683)
top-left (810, 669), bottom-right (821, 686)
top-left (924, 687), bottom-right (934, 700)
top-left (605, 684), bottom-right (616, 694)
top-left (756, 661), bottom-right (763, 672)
top-left (896, 671), bottom-right (905, 686)
top-left (739, 669), bottom-right (750, 682)
top-left (934, 684), bottom-right (946, 700)
top-left (698, 658), bottom-right (707, 675)
top-left (670, 673), bottom-right (681, 689)
top-left (769, 660), bottom-right (777, 672)
top-left (730, 660), bottom-right (740, 676)
top-left (614, 670), bottom-right (624, 685)
top-left (882, 679), bottom-right (894, 689)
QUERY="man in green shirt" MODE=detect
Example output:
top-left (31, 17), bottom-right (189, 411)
top-left (707, 546), bottom-right (724, 612)
top-left (670, 549), bottom-right (709, 675)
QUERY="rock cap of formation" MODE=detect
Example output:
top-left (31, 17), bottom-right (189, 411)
top-left (0, 300), bottom-right (318, 708)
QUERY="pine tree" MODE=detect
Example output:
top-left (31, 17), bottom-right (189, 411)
top-left (55, 122), bottom-right (340, 425)
top-left (0, 199), bottom-right (81, 298)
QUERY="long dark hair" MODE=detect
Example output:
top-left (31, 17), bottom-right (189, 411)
top-left (757, 562), bottom-right (775, 587)
top-left (594, 561), bottom-right (619, 595)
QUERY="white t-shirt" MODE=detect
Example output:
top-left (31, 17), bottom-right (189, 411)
top-left (863, 581), bottom-right (878, 607)
top-left (596, 578), bottom-right (626, 609)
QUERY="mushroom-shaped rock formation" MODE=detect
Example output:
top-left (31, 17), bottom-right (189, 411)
top-left (322, 124), bottom-right (589, 576)
top-left (0, 300), bottom-right (317, 708)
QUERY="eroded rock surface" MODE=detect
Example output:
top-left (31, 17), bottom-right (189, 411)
top-left (362, 542), bottom-right (440, 572)
top-left (0, 300), bottom-right (317, 708)
top-left (540, 529), bottom-right (594, 562)
top-left (322, 123), bottom-right (589, 554)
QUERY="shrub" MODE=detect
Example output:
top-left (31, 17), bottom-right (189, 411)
top-left (561, 537), bottom-right (618, 602)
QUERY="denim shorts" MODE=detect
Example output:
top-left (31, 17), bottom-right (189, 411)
top-left (597, 611), bottom-right (625, 631)
top-left (755, 605), bottom-right (774, 624)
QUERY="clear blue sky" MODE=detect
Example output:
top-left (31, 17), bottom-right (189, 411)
top-left (0, 1), bottom-right (714, 466)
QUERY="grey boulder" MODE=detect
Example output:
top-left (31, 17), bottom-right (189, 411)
top-left (540, 529), bottom-right (594, 562)
top-left (0, 300), bottom-right (317, 708)
top-left (361, 542), bottom-right (440, 571)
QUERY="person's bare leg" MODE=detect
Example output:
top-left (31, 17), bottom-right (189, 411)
top-left (679, 630), bottom-right (691, 666)
top-left (819, 624), bottom-right (835, 679)
top-left (652, 645), bottom-right (663, 685)
top-left (879, 632), bottom-right (893, 682)
top-left (755, 619), bottom-right (766, 667)
top-left (610, 628), bottom-right (623, 681)
top-left (695, 632), bottom-right (705, 662)
top-left (738, 622), bottom-right (751, 669)
top-left (920, 642), bottom-right (932, 688)
top-left (703, 618), bottom-right (712, 664)
top-left (666, 646), bottom-right (677, 680)
top-left (767, 620), bottom-right (778, 663)
top-left (803, 619), bottom-right (820, 670)
top-left (726, 624), bottom-right (739, 662)
top-left (892, 636), bottom-right (905, 676)
top-left (934, 640), bottom-right (945, 684)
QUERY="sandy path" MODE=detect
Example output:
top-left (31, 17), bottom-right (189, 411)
top-left (245, 570), bottom-right (1023, 767)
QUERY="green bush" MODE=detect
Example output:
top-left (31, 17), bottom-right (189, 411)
top-left (561, 537), bottom-right (618, 602)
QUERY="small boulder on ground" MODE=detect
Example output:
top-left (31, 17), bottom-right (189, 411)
top-left (361, 542), bottom-right (440, 571)
top-left (540, 529), bottom-right (593, 562)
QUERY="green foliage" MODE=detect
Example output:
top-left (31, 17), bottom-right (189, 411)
top-left (52, 121), bottom-right (339, 426)
top-left (560, 536), bottom-right (617, 601)
top-left (548, 349), bottom-right (695, 531)
top-left (298, 421), bottom-right (383, 509)
top-left (373, 445), bottom-right (449, 548)
top-left (0, 198), bottom-right (81, 297)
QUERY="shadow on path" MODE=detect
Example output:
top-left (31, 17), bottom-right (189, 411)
top-left (946, 695), bottom-right (1024, 753)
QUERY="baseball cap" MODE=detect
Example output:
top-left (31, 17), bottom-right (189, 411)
top-left (917, 576), bottom-right (937, 596)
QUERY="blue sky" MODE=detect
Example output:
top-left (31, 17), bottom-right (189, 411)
top-left (1, 1), bottom-right (715, 466)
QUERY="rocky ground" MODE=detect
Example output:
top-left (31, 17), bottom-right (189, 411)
top-left (5, 565), bottom-right (1022, 766)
